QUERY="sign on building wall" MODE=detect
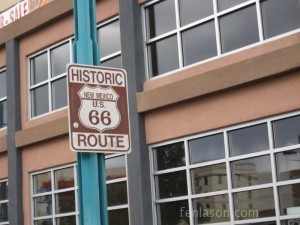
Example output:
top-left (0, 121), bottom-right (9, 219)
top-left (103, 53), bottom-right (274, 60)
top-left (67, 64), bottom-right (131, 154)
top-left (0, 0), bottom-right (53, 29)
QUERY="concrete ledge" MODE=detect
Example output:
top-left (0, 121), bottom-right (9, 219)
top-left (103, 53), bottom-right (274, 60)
top-left (16, 116), bottom-right (68, 148)
top-left (0, 0), bottom-right (73, 46)
top-left (0, 136), bottom-right (7, 152)
top-left (137, 42), bottom-right (300, 113)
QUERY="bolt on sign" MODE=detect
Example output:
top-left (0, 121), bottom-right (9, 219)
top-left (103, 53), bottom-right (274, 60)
top-left (67, 64), bottom-right (131, 153)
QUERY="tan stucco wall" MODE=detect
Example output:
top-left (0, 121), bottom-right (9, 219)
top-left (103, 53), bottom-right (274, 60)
top-left (22, 135), bottom-right (76, 225)
top-left (0, 0), bottom-right (19, 12)
top-left (0, 153), bottom-right (8, 179)
top-left (145, 71), bottom-right (300, 144)
top-left (0, 47), bottom-right (5, 68)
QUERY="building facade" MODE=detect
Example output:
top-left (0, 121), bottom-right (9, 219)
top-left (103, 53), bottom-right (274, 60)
top-left (0, 0), bottom-right (299, 225)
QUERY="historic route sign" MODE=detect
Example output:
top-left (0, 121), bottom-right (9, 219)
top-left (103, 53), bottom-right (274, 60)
top-left (67, 63), bottom-right (131, 153)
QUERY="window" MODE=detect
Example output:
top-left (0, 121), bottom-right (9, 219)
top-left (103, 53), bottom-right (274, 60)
top-left (143, 0), bottom-right (300, 77)
top-left (29, 40), bottom-right (71, 118)
top-left (0, 180), bottom-right (8, 225)
top-left (150, 112), bottom-right (300, 225)
top-left (0, 69), bottom-right (7, 129)
top-left (105, 154), bottom-right (129, 225)
top-left (98, 17), bottom-right (122, 68)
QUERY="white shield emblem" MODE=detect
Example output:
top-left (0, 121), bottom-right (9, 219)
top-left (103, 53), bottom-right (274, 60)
top-left (78, 85), bottom-right (121, 132)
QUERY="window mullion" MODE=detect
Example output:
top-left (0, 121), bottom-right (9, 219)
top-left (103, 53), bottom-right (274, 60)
top-left (47, 49), bottom-right (52, 113)
top-left (174, 0), bottom-right (183, 68)
top-left (256, 0), bottom-right (264, 41)
top-left (213, 0), bottom-right (222, 55)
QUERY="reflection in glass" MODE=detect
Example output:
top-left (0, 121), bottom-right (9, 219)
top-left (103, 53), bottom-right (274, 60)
top-left (34, 195), bottom-right (53, 217)
top-left (31, 85), bottom-right (49, 117)
top-left (220, 5), bottom-right (259, 53)
top-left (146, 0), bottom-right (176, 38)
top-left (242, 222), bottom-right (276, 225)
top-left (30, 52), bottom-right (48, 85)
top-left (234, 188), bottom-right (275, 220)
top-left (56, 216), bottom-right (76, 225)
top-left (157, 200), bottom-right (189, 225)
top-left (281, 219), bottom-right (300, 225)
top-left (101, 55), bottom-right (122, 68)
top-left (154, 142), bottom-right (185, 171)
top-left (182, 21), bottom-right (217, 66)
top-left (99, 20), bottom-right (121, 57)
top-left (278, 184), bottom-right (300, 215)
top-left (273, 116), bottom-right (300, 148)
top-left (0, 203), bottom-right (8, 222)
top-left (51, 42), bottom-right (70, 77)
top-left (276, 149), bottom-right (300, 182)
top-left (193, 195), bottom-right (230, 224)
top-left (0, 70), bottom-right (6, 99)
top-left (156, 170), bottom-right (187, 199)
top-left (52, 77), bottom-right (67, 110)
top-left (109, 208), bottom-right (129, 225)
top-left (54, 167), bottom-right (74, 190)
top-left (106, 156), bottom-right (126, 181)
top-left (148, 35), bottom-right (179, 77)
top-left (0, 101), bottom-right (7, 128)
top-left (107, 181), bottom-right (127, 207)
top-left (191, 163), bottom-right (227, 194)
top-left (231, 155), bottom-right (272, 188)
top-left (217, 0), bottom-right (248, 11)
top-left (34, 219), bottom-right (52, 225)
top-left (55, 191), bottom-right (75, 214)
top-left (34, 172), bottom-right (52, 194)
top-left (229, 124), bottom-right (269, 156)
top-left (189, 133), bottom-right (225, 164)
top-left (179, 0), bottom-right (213, 26)
top-left (261, 0), bottom-right (300, 39)
top-left (0, 181), bottom-right (8, 201)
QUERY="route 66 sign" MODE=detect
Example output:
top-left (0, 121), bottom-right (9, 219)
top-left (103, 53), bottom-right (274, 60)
top-left (67, 64), bottom-right (131, 153)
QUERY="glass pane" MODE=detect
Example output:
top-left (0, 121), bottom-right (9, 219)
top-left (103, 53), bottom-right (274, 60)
top-left (0, 202), bottom-right (8, 222)
top-left (193, 194), bottom-right (230, 224)
top-left (243, 222), bottom-right (276, 225)
top-left (261, 0), bottom-right (300, 39)
top-left (157, 200), bottom-right (189, 225)
top-left (229, 124), bottom-right (269, 156)
top-left (34, 195), bottom-right (53, 217)
top-left (30, 52), bottom-right (48, 85)
top-left (34, 219), bottom-right (53, 225)
top-left (34, 172), bottom-right (52, 194)
top-left (155, 170), bottom-right (188, 199)
top-left (189, 133), bottom-right (225, 164)
top-left (148, 35), bottom-right (179, 77)
top-left (51, 42), bottom-right (70, 77)
top-left (105, 155), bottom-right (126, 181)
top-left (179, 0), bottom-right (213, 26)
top-left (220, 5), bottom-right (259, 53)
top-left (191, 163), bottom-right (227, 194)
top-left (154, 142), bottom-right (185, 171)
top-left (52, 77), bottom-right (67, 110)
top-left (56, 216), bottom-right (76, 225)
top-left (107, 181), bottom-right (127, 207)
top-left (54, 167), bottom-right (74, 190)
top-left (55, 191), bottom-right (75, 214)
top-left (276, 149), bottom-right (300, 182)
top-left (108, 208), bottom-right (129, 225)
top-left (273, 116), bottom-right (300, 148)
top-left (281, 219), bottom-right (300, 225)
top-left (231, 155), bottom-right (272, 188)
top-left (99, 20), bottom-right (121, 57)
top-left (182, 20), bottom-right (217, 66)
top-left (218, 0), bottom-right (248, 11)
top-left (0, 70), bottom-right (6, 99)
top-left (0, 100), bottom-right (7, 128)
top-left (0, 181), bottom-right (8, 201)
top-left (31, 85), bottom-right (49, 117)
top-left (279, 184), bottom-right (300, 215)
top-left (234, 188), bottom-right (275, 220)
top-left (146, 0), bottom-right (176, 38)
top-left (101, 55), bottom-right (122, 68)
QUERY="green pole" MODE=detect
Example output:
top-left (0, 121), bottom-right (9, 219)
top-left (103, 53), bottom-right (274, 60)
top-left (72, 0), bottom-right (108, 225)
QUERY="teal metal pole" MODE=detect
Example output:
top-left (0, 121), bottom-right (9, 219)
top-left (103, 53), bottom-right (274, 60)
top-left (72, 0), bottom-right (108, 225)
